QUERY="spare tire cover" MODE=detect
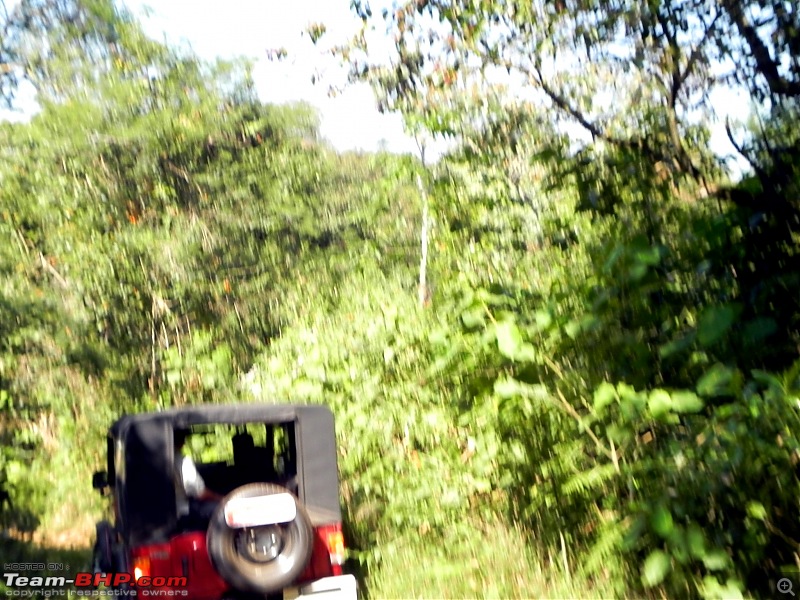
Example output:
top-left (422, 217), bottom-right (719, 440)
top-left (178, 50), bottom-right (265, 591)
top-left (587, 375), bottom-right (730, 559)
top-left (207, 483), bottom-right (313, 594)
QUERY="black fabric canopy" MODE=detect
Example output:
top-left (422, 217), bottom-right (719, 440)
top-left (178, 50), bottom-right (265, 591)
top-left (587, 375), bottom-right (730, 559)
top-left (106, 404), bottom-right (343, 547)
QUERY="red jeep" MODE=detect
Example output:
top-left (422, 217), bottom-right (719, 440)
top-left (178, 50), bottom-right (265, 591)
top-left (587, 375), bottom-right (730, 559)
top-left (91, 404), bottom-right (357, 599)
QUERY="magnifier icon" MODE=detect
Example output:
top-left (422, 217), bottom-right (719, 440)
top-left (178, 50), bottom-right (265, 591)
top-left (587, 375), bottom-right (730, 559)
top-left (778, 578), bottom-right (796, 596)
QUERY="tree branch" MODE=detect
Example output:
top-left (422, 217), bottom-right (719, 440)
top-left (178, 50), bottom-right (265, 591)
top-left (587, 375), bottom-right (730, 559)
top-left (720, 0), bottom-right (800, 97)
top-left (652, 7), bottom-right (708, 179)
top-left (531, 65), bottom-right (642, 150)
top-left (39, 253), bottom-right (68, 288)
top-left (725, 117), bottom-right (766, 179)
top-left (531, 65), bottom-right (703, 178)
top-left (676, 11), bottom-right (722, 94)
top-left (654, 8), bottom-right (681, 108)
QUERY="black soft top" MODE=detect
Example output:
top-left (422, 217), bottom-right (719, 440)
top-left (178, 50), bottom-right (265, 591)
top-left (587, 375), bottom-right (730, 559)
top-left (110, 403), bottom-right (328, 439)
top-left (107, 403), bottom-right (342, 547)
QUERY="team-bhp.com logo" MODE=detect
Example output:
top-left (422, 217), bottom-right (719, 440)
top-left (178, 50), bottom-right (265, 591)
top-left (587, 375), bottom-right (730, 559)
top-left (3, 572), bottom-right (188, 596)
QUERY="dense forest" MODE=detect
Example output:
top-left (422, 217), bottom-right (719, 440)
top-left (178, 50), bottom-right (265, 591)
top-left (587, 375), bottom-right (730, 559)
top-left (1, 0), bottom-right (799, 597)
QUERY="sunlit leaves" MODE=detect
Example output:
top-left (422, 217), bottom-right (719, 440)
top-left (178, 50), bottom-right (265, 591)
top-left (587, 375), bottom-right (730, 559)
top-left (648, 389), bottom-right (673, 420)
top-left (701, 550), bottom-right (731, 572)
top-left (669, 391), bottom-right (703, 413)
top-left (461, 307), bottom-right (485, 330)
top-left (162, 330), bottom-right (233, 394)
top-left (686, 523), bottom-right (706, 559)
top-left (593, 382), bottom-right (617, 413)
top-left (493, 376), bottom-right (521, 399)
top-left (699, 577), bottom-right (744, 600)
top-left (641, 549), bottom-right (671, 587)
top-left (745, 501), bottom-right (767, 521)
top-left (495, 320), bottom-right (522, 359)
top-left (493, 376), bottom-right (549, 404)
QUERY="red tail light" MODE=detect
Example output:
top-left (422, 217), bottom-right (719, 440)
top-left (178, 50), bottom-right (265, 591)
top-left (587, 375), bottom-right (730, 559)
top-left (319, 523), bottom-right (346, 575)
top-left (132, 555), bottom-right (151, 582)
top-left (129, 542), bottom-right (170, 584)
top-left (298, 523), bottom-right (348, 582)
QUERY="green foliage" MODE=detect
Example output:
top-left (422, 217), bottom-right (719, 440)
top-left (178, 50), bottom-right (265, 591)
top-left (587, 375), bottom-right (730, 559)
top-left (0, 1), bottom-right (428, 565)
top-left (1, 1), bottom-right (799, 598)
top-left (331, 0), bottom-right (800, 591)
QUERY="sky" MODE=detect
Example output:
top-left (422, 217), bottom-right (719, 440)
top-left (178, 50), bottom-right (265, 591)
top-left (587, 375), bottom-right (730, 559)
top-left (2, 0), bottom-right (750, 172)
top-left (125, 0), bottom-right (430, 157)
top-left (114, 0), bottom-right (754, 173)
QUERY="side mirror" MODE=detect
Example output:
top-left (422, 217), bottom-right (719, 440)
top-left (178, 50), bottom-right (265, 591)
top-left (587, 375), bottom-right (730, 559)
top-left (92, 470), bottom-right (109, 493)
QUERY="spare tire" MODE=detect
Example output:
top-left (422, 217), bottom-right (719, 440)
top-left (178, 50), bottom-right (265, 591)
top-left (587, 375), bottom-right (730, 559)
top-left (207, 483), bottom-right (313, 594)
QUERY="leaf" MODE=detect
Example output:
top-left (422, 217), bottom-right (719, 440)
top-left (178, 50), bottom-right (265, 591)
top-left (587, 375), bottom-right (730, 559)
top-left (5, 460), bottom-right (24, 485)
top-left (427, 344), bottom-right (461, 376)
top-left (383, 347), bottom-right (395, 364)
top-left (564, 314), bottom-right (599, 339)
top-left (603, 244), bottom-right (625, 273)
top-left (201, 373), bottom-right (217, 389)
top-left (746, 501), bottom-right (767, 521)
top-left (716, 581), bottom-right (744, 600)
top-left (670, 391), bottom-right (704, 414)
top-left (495, 378), bottom-right (549, 405)
top-left (494, 377), bottom-right (521, 399)
top-left (629, 262), bottom-right (649, 281)
top-left (515, 343), bottom-right (537, 362)
top-left (495, 320), bottom-right (523, 360)
top-left (742, 317), bottom-right (777, 344)
top-left (650, 505), bottom-right (674, 538)
top-left (658, 332), bottom-right (696, 359)
top-left (634, 246), bottom-right (661, 266)
top-left (593, 382), bottom-right (617, 413)
top-left (702, 549), bottom-right (730, 571)
top-left (461, 308), bottom-right (485, 330)
top-left (701, 576), bottom-right (744, 600)
top-left (533, 310), bottom-right (553, 330)
top-left (641, 549), bottom-right (671, 588)
top-left (686, 524), bottom-right (706, 558)
top-left (648, 389), bottom-right (672, 419)
top-left (669, 528), bottom-right (690, 564)
top-left (751, 369), bottom-right (783, 391)
top-left (475, 288), bottom-right (512, 307)
top-left (428, 328), bottom-right (449, 346)
top-left (696, 364), bottom-right (738, 398)
top-left (697, 304), bottom-right (739, 346)
top-left (521, 383), bottom-right (550, 401)
top-left (166, 370), bottom-right (182, 387)
top-left (212, 345), bottom-right (231, 371)
top-left (564, 319), bottom-right (582, 339)
top-left (622, 515), bottom-right (647, 550)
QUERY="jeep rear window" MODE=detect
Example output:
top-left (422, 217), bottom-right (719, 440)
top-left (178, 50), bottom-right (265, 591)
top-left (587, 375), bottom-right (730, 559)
top-left (179, 421), bottom-right (298, 494)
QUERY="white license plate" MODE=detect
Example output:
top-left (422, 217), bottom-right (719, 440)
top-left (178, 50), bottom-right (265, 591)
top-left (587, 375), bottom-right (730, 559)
top-left (224, 493), bottom-right (297, 528)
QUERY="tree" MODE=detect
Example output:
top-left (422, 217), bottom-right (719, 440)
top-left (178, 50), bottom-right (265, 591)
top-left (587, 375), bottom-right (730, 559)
top-left (345, 0), bottom-right (798, 176)
top-left (335, 2), bottom-right (800, 597)
top-left (0, 0), bottom-right (137, 106)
